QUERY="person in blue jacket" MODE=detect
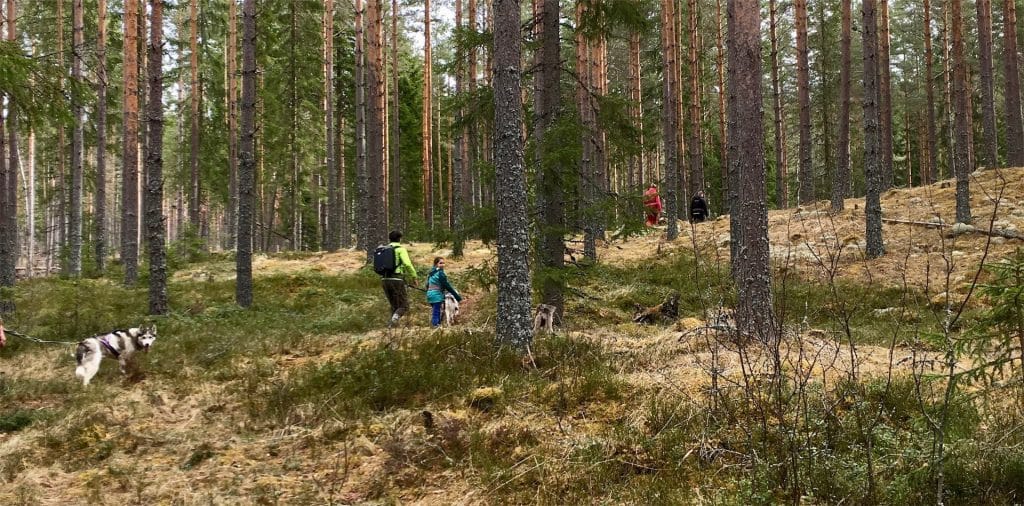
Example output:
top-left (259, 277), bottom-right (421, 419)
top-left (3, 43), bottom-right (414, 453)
top-left (426, 257), bottom-right (462, 327)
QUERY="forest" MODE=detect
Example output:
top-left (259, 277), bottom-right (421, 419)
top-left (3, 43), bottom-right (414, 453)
top-left (0, 0), bottom-right (1023, 503)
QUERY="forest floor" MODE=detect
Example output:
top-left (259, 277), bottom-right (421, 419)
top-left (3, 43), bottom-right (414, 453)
top-left (2, 168), bottom-right (1023, 504)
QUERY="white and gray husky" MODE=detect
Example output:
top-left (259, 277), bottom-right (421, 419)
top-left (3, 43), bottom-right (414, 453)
top-left (74, 326), bottom-right (157, 386)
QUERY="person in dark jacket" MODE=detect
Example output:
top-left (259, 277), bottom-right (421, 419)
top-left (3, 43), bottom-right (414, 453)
top-left (690, 190), bottom-right (709, 223)
top-left (382, 230), bottom-right (419, 327)
top-left (426, 257), bottom-right (462, 327)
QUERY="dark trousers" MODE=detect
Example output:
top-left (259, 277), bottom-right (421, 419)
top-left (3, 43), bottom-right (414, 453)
top-left (382, 278), bottom-right (409, 322)
top-left (431, 302), bottom-right (443, 327)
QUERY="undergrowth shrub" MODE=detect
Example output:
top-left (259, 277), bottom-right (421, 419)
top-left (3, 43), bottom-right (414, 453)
top-left (244, 331), bottom-right (623, 427)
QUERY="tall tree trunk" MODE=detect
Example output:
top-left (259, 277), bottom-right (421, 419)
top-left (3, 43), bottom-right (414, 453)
top-left (863, 0), bottom-right (884, 258)
top-left (145, 0), bottom-right (167, 315)
top-left (325, 0), bottom-right (339, 251)
top-left (365, 0), bottom-right (386, 258)
top-left (494, 0), bottom-right (532, 349)
top-left (355, 0), bottom-right (368, 252)
top-left (977, 0), bottom-right (998, 168)
top-left (289, 0), bottom-right (300, 249)
top-left (237, 0), bottom-right (256, 307)
top-left (227, 0), bottom-right (238, 249)
top-left (27, 130), bottom-right (34, 277)
top-left (687, 0), bottom-right (703, 196)
top-left (0, 0), bottom-right (19, 286)
top-left (69, 0), bottom-right (84, 276)
top-left (57, 0), bottom-right (66, 258)
top-left (923, 0), bottom-right (938, 184)
top-left (941, 4), bottom-right (952, 178)
top-left (423, 0), bottom-right (433, 230)
top-left (1005, 0), bottom-right (1024, 166)
top-left (661, 0), bottom-right (679, 240)
top-left (728, 0), bottom-right (776, 339)
top-left (795, 0), bottom-right (813, 204)
top-left (189, 0), bottom-right (202, 232)
top-left (715, 0), bottom-right (727, 213)
top-left (769, 0), bottom-right (787, 208)
top-left (466, 0), bottom-right (478, 211)
top-left (122, 0), bottom-right (140, 285)
top-left (629, 29), bottom-right (644, 187)
top-left (878, 0), bottom-right (894, 189)
top-left (337, 44), bottom-right (351, 248)
top-left (390, 0), bottom-right (402, 230)
top-left (950, 0), bottom-right (972, 224)
top-left (536, 0), bottom-right (563, 314)
top-left (95, 0), bottom-right (108, 272)
top-left (832, 0), bottom-right (852, 211)
top-left (453, 0), bottom-right (466, 256)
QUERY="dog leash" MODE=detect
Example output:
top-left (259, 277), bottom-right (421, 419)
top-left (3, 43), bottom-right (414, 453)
top-left (1, 326), bottom-right (78, 346)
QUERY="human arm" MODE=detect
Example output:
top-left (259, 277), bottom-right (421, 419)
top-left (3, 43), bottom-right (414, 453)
top-left (439, 271), bottom-right (461, 301)
top-left (395, 246), bottom-right (418, 281)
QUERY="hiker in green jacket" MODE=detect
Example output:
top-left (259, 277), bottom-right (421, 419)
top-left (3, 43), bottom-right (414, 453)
top-left (380, 231), bottom-right (418, 327)
top-left (426, 257), bottom-right (462, 327)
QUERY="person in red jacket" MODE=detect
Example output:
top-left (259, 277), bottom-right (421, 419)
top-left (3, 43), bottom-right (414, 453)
top-left (643, 183), bottom-right (663, 226)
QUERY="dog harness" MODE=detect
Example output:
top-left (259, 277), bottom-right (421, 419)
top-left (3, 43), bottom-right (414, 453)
top-left (99, 336), bottom-right (121, 358)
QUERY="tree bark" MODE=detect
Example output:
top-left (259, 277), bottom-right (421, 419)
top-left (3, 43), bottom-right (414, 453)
top-left (423, 0), bottom-right (433, 230)
top-left (389, 0), bottom-right (402, 230)
top-left (728, 0), bottom-right (776, 339)
top-left (661, 0), bottom-right (679, 240)
top-left (189, 0), bottom-right (202, 232)
top-left (95, 0), bottom-right (108, 272)
top-left (69, 0), bottom-right (84, 276)
top-left (337, 45), bottom-right (351, 248)
top-left (977, 0), bottom-right (998, 168)
top-left (0, 0), bottom-right (19, 286)
top-left (493, 0), bottom-right (532, 349)
top-left (833, 0), bottom-right (852, 211)
top-left (366, 0), bottom-right (387, 258)
top-left (795, 0), bottom-right (813, 204)
top-left (237, 0), bottom-right (257, 307)
top-left (878, 0), bottom-right (894, 189)
top-left (324, 0), bottom-right (339, 251)
top-left (950, 0), bottom-right (972, 224)
top-left (712, 0), bottom-right (726, 213)
top-left (145, 0), bottom-right (167, 315)
top-left (923, 0), bottom-right (938, 184)
top-left (354, 0), bottom-right (369, 252)
top-left (1005, 0), bottom-right (1024, 166)
top-left (863, 0), bottom-right (884, 258)
top-left (687, 0), bottom-right (703, 196)
top-left (227, 0), bottom-right (238, 249)
top-left (769, 0), bottom-right (787, 208)
top-left (122, 0), bottom-right (140, 285)
top-left (536, 0), bottom-right (563, 314)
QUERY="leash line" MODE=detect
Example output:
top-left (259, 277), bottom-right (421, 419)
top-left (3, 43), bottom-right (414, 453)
top-left (3, 328), bottom-right (78, 346)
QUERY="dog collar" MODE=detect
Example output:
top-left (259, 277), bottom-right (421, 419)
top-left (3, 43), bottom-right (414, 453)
top-left (100, 336), bottom-right (121, 358)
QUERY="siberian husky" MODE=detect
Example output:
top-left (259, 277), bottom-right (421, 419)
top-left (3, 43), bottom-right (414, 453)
top-left (75, 326), bottom-right (157, 386)
top-left (444, 293), bottom-right (460, 326)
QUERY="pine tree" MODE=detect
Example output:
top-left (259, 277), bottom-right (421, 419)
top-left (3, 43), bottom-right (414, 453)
top-left (863, 0), bottom-right (884, 258)
top-left (365, 0), bottom-right (386, 257)
top-left (227, 0), bottom-right (239, 249)
top-left (422, 0), bottom-right (433, 230)
top-left (145, 0), bottom-right (167, 315)
top-left (69, 0), bottom-right (84, 276)
top-left (95, 0), bottom-right (109, 272)
top-left (237, 0), bottom-right (257, 307)
top-left (493, 0), bottom-right (532, 349)
top-left (977, 0), bottom-right (998, 168)
top-left (661, 0), bottom-right (679, 240)
top-left (325, 0), bottom-right (339, 251)
top-left (123, 0), bottom-right (140, 285)
top-left (832, 0), bottom-right (852, 211)
top-left (769, 0), bottom-right (787, 208)
top-left (189, 0), bottom-right (202, 232)
top-left (1004, 0), bottom-right (1024, 166)
top-left (878, 0), bottom-right (894, 189)
top-left (687, 0), bottom-right (703, 197)
top-left (923, 0), bottom-right (938, 184)
top-left (728, 0), bottom-right (776, 339)
top-left (795, 0), bottom-right (813, 204)
top-left (535, 0), bottom-right (563, 315)
top-left (950, 0), bottom-right (971, 224)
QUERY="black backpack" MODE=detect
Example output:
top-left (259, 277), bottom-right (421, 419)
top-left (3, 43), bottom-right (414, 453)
top-left (373, 244), bottom-right (397, 277)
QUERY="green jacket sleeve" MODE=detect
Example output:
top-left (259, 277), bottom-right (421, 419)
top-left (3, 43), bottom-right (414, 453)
top-left (439, 271), bottom-right (461, 301)
top-left (395, 246), bottom-right (417, 279)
